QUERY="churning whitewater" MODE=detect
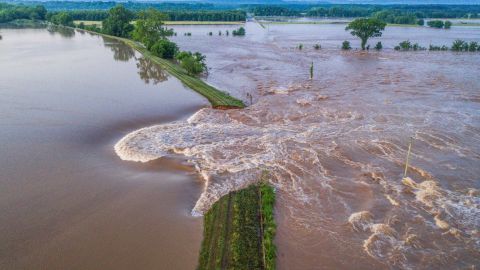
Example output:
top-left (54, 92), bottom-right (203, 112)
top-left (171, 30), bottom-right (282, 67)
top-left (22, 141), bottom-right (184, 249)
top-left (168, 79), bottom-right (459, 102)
top-left (115, 70), bottom-right (479, 268)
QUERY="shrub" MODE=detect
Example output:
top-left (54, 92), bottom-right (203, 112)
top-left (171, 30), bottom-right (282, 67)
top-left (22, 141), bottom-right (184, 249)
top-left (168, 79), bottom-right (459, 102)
top-left (150, 39), bottom-right (178, 59)
top-left (232, 27), bottom-right (245, 36)
top-left (176, 51), bottom-right (207, 76)
top-left (313, 44), bottom-right (321, 50)
top-left (468, 41), bottom-right (478, 52)
top-left (399, 40), bottom-right (412, 50)
top-left (451, 39), bottom-right (466, 51)
top-left (342, 40), bottom-right (351, 50)
top-left (298, 43), bottom-right (303, 50)
top-left (444, 20), bottom-right (452, 29)
top-left (208, 32), bottom-right (212, 36)
top-left (375, 41), bottom-right (383, 50)
top-left (427, 20), bottom-right (444, 28)
top-left (417, 19), bottom-right (424, 26)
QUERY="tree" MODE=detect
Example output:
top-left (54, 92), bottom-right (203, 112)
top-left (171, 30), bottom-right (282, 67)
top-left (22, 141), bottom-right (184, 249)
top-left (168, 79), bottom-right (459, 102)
top-left (131, 8), bottom-right (173, 49)
top-left (345, 18), bottom-right (386, 50)
top-left (232, 27), bottom-right (245, 36)
top-left (176, 51), bottom-right (206, 76)
top-left (427, 20), bottom-right (444, 28)
top-left (102, 5), bottom-right (134, 38)
top-left (49, 12), bottom-right (74, 27)
top-left (417, 19), bottom-right (424, 26)
top-left (150, 39), bottom-right (178, 59)
top-left (444, 20), bottom-right (452, 29)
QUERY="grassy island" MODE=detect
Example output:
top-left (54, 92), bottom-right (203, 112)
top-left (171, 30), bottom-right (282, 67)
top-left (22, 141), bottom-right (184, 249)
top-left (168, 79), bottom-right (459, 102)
top-left (198, 183), bottom-right (276, 270)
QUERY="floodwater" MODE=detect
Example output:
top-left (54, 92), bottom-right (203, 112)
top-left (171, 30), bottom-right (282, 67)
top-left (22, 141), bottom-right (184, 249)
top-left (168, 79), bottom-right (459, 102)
top-left (0, 27), bottom-right (208, 270)
top-left (116, 22), bottom-right (480, 269)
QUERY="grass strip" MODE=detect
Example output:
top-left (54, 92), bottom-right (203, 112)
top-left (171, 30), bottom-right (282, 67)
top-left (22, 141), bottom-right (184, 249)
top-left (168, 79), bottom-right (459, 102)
top-left (198, 182), bottom-right (276, 270)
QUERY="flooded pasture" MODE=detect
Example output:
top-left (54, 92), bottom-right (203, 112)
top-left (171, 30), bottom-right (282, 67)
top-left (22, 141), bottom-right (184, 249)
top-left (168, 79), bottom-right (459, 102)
top-left (0, 27), bottom-right (207, 270)
top-left (116, 22), bottom-right (480, 269)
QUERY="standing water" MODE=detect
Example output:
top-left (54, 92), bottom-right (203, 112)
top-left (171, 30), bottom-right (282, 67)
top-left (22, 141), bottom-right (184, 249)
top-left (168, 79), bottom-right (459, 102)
top-left (0, 27), bottom-right (207, 270)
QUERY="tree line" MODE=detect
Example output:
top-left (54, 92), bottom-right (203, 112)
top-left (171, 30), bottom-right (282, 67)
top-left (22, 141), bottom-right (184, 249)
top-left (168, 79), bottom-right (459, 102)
top-left (46, 9), bottom-right (246, 22)
top-left (0, 3), bottom-right (46, 23)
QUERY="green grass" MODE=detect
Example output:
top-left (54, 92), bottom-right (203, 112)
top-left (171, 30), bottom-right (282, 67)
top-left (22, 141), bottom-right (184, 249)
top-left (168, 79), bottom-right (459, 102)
top-left (198, 182), bottom-right (276, 270)
top-left (78, 28), bottom-right (244, 108)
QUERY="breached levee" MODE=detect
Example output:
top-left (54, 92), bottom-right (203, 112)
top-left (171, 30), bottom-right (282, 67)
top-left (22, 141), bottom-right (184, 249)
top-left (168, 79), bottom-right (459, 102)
top-left (115, 108), bottom-right (272, 215)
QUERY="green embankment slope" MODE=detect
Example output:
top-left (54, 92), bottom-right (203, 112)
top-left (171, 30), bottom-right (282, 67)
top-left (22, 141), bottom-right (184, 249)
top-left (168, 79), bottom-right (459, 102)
top-left (198, 183), bottom-right (276, 270)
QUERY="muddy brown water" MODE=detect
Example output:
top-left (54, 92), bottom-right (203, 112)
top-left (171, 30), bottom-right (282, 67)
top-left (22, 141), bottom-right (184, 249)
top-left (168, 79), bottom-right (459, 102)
top-left (122, 22), bottom-right (478, 269)
top-left (0, 27), bottom-right (207, 270)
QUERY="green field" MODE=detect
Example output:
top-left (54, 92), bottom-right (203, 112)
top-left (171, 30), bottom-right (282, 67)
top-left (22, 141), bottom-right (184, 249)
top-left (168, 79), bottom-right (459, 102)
top-left (198, 183), bottom-right (276, 270)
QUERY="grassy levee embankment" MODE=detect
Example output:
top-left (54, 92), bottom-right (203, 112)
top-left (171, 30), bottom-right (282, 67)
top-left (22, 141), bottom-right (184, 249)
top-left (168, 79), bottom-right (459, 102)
top-left (77, 28), bottom-right (245, 109)
top-left (198, 183), bottom-right (276, 270)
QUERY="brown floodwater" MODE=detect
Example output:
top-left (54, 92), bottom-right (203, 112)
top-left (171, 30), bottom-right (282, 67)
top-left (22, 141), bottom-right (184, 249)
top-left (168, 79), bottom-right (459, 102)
top-left (116, 22), bottom-right (480, 269)
top-left (0, 27), bottom-right (208, 270)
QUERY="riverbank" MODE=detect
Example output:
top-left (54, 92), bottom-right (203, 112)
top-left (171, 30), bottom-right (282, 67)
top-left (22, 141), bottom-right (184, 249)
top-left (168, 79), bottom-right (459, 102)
top-left (198, 182), bottom-right (276, 270)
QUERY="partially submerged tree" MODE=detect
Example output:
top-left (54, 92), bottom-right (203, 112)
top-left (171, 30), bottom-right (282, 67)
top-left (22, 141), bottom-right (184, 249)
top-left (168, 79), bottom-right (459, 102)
top-left (342, 40), bottom-right (351, 50)
top-left (102, 5), bottom-right (134, 38)
top-left (176, 51), bottom-right (207, 76)
top-left (345, 18), bottom-right (386, 50)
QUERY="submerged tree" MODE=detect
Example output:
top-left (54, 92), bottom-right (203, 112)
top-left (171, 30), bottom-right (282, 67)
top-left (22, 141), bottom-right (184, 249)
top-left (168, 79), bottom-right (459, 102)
top-left (345, 18), bottom-right (386, 50)
top-left (342, 40), bottom-right (351, 50)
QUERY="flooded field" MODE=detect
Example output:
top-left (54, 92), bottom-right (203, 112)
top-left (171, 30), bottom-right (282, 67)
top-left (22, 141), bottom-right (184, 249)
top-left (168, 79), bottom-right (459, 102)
top-left (116, 22), bottom-right (480, 269)
top-left (0, 28), bottom-right (207, 270)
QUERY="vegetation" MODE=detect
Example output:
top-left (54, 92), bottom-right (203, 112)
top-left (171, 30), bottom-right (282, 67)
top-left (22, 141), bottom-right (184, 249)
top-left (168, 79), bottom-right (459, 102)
top-left (150, 39), bottom-right (178, 59)
top-left (176, 51), bottom-right (207, 76)
top-left (102, 5), bottom-right (134, 38)
top-left (0, 3), bottom-right (46, 23)
top-left (375, 41), bottom-right (383, 50)
top-left (427, 20), bottom-right (444, 28)
top-left (132, 8), bottom-right (173, 49)
top-left (429, 44), bottom-right (449, 51)
top-left (372, 10), bottom-right (417, 25)
top-left (345, 18), bottom-right (386, 50)
top-left (394, 40), bottom-right (426, 51)
top-left (298, 43), bottom-right (303, 50)
top-left (444, 20), bottom-right (452, 29)
top-left (313, 44), bottom-right (321, 50)
top-left (342, 40), bottom-right (351, 50)
top-left (198, 182), bottom-right (276, 270)
top-left (232, 26), bottom-right (245, 36)
top-left (48, 11), bottom-right (73, 26)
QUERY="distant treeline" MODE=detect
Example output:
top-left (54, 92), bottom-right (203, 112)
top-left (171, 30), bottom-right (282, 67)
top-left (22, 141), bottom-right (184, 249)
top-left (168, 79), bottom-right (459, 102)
top-left (16, 1), bottom-right (224, 11)
top-left (246, 4), bottom-right (480, 25)
top-left (0, 3), bottom-right (46, 23)
top-left (251, 4), bottom-right (480, 19)
top-left (46, 9), bottom-right (246, 22)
